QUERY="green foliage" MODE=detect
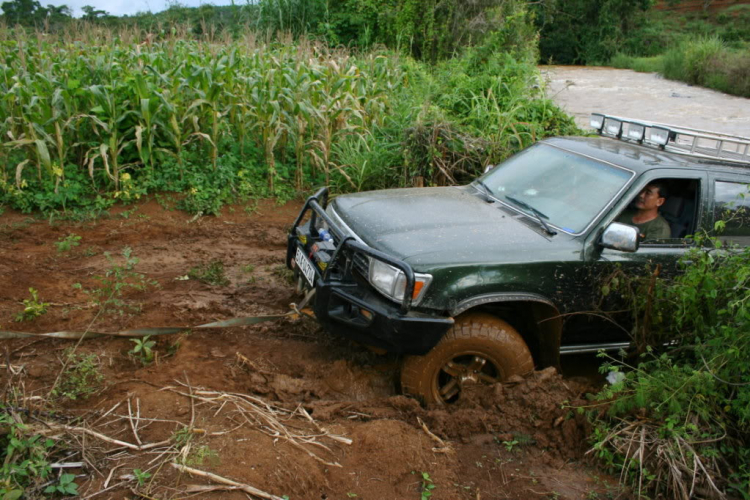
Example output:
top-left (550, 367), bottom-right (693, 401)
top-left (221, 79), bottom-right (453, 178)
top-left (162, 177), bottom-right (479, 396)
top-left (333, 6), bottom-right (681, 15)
top-left (0, 411), bottom-right (54, 497)
top-left (188, 260), bottom-right (229, 286)
top-left (54, 233), bottom-right (81, 253)
top-left (132, 469), bottom-right (151, 487)
top-left (43, 473), bottom-right (78, 496)
top-left (129, 336), bottom-right (156, 365)
top-left (417, 471), bottom-right (436, 499)
top-left (75, 247), bottom-right (153, 316)
top-left (591, 234), bottom-right (750, 498)
top-left (662, 37), bottom-right (750, 97)
top-left (533, 0), bottom-right (654, 64)
top-left (52, 351), bottom-right (104, 401)
top-left (14, 288), bottom-right (48, 322)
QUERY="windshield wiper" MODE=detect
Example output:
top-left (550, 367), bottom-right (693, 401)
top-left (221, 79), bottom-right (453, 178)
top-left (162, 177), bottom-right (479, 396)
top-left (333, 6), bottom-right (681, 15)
top-left (473, 180), bottom-right (494, 203)
top-left (503, 195), bottom-right (557, 236)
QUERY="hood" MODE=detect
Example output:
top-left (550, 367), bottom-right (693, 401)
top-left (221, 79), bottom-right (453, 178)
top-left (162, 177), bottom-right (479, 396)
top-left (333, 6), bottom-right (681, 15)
top-left (331, 186), bottom-right (578, 268)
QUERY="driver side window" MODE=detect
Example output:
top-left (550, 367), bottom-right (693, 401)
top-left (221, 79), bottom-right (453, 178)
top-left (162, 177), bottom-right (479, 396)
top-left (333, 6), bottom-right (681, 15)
top-left (616, 178), bottom-right (700, 244)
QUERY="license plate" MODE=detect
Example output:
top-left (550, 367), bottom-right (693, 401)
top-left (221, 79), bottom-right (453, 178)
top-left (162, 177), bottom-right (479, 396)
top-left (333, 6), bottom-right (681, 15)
top-left (295, 246), bottom-right (316, 288)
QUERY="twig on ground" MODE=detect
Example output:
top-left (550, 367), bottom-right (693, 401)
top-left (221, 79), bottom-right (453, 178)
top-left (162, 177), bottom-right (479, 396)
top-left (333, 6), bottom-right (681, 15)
top-left (171, 463), bottom-right (286, 500)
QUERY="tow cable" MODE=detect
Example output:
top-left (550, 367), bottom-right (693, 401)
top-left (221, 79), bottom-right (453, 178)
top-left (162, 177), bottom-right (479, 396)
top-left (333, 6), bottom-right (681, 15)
top-left (0, 289), bottom-right (316, 340)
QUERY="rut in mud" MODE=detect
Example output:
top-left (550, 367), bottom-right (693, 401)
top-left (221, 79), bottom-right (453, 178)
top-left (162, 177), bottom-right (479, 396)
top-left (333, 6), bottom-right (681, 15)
top-left (0, 200), bottom-right (621, 499)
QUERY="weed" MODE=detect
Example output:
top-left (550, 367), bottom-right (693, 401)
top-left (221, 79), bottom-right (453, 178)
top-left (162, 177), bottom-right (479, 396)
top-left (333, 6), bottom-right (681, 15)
top-left (44, 473), bottom-right (78, 496)
top-left (346, 493), bottom-right (358, 498)
top-left (129, 336), bottom-right (156, 364)
top-left (133, 469), bottom-right (151, 486)
top-left (83, 246), bottom-right (98, 257)
top-left (188, 260), bottom-right (229, 286)
top-left (413, 471), bottom-right (436, 500)
top-left (52, 351), bottom-right (104, 401)
top-left (54, 233), bottom-right (81, 253)
top-left (242, 264), bottom-right (255, 274)
top-left (187, 445), bottom-right (220, 467)
top-left (272, 264), bottom-right (294, 285)
top-left (75, 247), bottom-right (154, 316)
top-left (14, 288), bottom-right (49, 322)
top-left (0, 412), bottom-right (54, 497)
top-left (503, 440), bottom-right (519, 452)
top-left (171, 426), bottom-right (193, 447)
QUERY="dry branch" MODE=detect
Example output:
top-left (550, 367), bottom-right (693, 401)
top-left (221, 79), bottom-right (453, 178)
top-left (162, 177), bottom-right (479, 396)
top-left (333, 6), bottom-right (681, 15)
top-left (172, 463), bottom-right (286, 500)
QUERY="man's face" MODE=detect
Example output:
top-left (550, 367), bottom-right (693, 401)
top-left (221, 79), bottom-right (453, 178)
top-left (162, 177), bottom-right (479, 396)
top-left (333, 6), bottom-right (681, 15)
top-left (635, 184), bottom-right (665, 210)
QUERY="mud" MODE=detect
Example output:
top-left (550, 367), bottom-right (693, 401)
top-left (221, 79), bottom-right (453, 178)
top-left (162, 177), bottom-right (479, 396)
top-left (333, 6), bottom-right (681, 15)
top-left (0, 199), bottom-right (624, 499)
top-left (543, 65), bottom-right (750, 137)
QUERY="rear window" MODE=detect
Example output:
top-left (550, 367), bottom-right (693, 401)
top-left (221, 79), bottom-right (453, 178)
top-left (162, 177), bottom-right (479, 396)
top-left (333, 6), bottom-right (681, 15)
top-left (714, 180), bottom-right (750, 246)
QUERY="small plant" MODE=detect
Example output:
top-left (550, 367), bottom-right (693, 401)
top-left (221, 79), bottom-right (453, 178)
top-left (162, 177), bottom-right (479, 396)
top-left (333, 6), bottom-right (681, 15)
top-left (75, 247), bottom-right (154, 316)
top-left (242, 264), bottom-right (255, 274)
top-left (44, 473), bottom-right (78, 496)
top-left (188, 260), bottom-right (229, 286)
top-left (187, 445), bottom-right (220, 467)
top-left (52, 351), bottom-right (104, 401)
top-left (272, 264), bottom-right (294, 285)
top-left (54, 233), bottom-right (81, 253)
top-left (0, 412), bottom-right (55, 497)
top-left (15, 288), bottom-right (49, 322)
top-left (129, 336), bottom-right (156, 364)
top-left (416, 472), bottom-right (436, 500)
top-left (132, 469), bottom-right (151, 487)
top-left (503, 439), bottom-right (519, 452)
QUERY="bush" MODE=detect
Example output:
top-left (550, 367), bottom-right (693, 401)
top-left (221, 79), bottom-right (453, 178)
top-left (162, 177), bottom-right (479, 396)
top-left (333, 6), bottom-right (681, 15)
top-left (591, 234), bottom-right (750, 499)
top-left (662, 37), bottom-right (750, 97)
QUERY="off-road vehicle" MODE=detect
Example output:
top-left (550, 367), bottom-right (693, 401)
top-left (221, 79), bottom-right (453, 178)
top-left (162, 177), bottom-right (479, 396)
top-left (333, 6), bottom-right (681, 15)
top-left (287, 114), bottom-right (750, 404)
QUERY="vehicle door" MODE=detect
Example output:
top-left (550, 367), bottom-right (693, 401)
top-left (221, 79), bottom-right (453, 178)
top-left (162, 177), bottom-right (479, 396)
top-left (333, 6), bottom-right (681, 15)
top-left (708, 173), bottom-right (750, 247)
top-left (565, 169), bottom-right (708, 346)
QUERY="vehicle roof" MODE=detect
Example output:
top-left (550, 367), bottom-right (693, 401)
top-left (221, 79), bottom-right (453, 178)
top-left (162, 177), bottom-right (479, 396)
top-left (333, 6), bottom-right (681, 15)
top-left (545, 136), bottom-right (750, 177)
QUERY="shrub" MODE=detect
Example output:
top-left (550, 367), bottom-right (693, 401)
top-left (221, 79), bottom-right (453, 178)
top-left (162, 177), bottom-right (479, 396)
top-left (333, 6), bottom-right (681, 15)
top-left (591, 234), bottom-right (750, 498)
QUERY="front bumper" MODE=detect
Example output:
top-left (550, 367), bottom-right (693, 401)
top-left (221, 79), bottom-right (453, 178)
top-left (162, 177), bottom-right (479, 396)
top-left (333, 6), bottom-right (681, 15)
top-left (287, 188), bottom-right (453, 355)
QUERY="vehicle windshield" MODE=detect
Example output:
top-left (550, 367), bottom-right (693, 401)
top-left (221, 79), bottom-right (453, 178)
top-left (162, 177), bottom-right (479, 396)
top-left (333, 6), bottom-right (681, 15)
top-left (478, 143), bottom-right (633, 233)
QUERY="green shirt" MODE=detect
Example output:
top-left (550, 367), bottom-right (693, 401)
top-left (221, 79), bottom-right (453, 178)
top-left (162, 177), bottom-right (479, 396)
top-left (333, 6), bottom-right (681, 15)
top-left (616, 210), bottom-right (671, 241)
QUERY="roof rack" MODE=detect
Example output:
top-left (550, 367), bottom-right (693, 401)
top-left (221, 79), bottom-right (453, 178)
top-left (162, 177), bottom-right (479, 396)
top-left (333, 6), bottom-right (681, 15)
top-left (589, 113), bottom-right (750, 166)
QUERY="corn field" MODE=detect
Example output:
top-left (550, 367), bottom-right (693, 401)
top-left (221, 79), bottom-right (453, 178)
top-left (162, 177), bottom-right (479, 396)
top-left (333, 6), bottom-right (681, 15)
top-left (0, 27), bottom-right (401, 211)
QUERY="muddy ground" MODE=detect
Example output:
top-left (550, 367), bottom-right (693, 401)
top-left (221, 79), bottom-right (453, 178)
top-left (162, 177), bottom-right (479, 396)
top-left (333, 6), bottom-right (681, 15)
top-left (0, 199), bottom-right (625, 500)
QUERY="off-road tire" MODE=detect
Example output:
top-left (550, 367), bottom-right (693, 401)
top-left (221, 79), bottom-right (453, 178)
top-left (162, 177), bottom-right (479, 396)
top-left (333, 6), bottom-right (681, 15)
top-left (400, 312), bottom-right (534, 405)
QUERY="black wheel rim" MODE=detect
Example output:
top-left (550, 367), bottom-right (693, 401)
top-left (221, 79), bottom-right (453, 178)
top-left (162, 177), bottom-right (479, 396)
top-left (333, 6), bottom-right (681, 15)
top-left (435, 353), bottom-right (501, 404)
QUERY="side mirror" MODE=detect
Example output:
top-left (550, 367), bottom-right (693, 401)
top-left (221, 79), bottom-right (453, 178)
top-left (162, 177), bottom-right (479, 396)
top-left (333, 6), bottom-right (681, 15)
top-left (600, 222), bottom-right (640, 253)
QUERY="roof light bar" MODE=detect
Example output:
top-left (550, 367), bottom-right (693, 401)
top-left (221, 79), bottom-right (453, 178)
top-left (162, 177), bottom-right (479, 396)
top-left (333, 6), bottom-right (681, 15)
top-left (590, 113), bottom-right (605, 131)
top-left (589, 113), bottom-right (750, 165)
top-left (627, 123), bottom-right (645, 142)
top-left (604, 118), bottom-right (622, 138)
top-left (649, 127), bottom-right (671, 146)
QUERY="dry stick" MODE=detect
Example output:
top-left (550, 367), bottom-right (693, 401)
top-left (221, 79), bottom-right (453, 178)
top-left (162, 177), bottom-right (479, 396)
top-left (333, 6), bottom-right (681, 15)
top-left (171, 463), bottom-right (286, 500)
top-left (46, 423), bottom-right (171, 451)
top-left (417, 417), bottom-right (453, 453)
top-left (299, 406), bottom-right (353, 445)
top-left (93, 401), bottom-right (123, 425)
top-left (127, 398), bottom-right (142, 446)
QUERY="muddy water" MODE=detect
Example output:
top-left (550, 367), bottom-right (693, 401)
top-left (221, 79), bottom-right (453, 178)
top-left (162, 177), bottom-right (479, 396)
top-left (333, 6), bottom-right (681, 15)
top-left (542, 65), bottom-right (750, 137)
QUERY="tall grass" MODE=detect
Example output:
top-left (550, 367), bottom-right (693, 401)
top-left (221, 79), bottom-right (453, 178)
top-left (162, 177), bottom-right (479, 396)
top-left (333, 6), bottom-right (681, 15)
top-left (0, 22), bottom-right (579, 214)
top-left (610, 36), bottom-right (750, 98)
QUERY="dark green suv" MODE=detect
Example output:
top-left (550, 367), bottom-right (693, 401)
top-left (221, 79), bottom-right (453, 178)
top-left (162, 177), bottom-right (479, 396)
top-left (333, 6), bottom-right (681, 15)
top-left (287, 114), bottom-right (750, 404)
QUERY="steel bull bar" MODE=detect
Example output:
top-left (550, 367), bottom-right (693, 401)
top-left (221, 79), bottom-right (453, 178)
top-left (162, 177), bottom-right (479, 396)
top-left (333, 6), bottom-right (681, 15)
top-left (287, 188), bottom-right (453, 355)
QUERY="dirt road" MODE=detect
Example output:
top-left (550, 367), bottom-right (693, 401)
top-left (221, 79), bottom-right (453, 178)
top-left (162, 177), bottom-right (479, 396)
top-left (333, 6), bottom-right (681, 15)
top-left (543, 65), bottom-right (750, 136)
top-left (0, 200), bottom-right (618, 500)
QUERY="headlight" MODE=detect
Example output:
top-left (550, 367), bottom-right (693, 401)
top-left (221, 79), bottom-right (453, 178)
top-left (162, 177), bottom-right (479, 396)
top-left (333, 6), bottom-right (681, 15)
top-left (368, 258), bottom-right (432, 304)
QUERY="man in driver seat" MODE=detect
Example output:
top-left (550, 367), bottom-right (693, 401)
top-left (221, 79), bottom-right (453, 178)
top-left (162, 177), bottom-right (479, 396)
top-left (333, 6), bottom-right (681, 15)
top-left (616, 182), bottom-right (671, 241)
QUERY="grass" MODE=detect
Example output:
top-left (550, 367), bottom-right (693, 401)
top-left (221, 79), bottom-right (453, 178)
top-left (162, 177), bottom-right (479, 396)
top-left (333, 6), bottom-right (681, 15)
top-left (188, 260), bottom-right (230, 286)
top-left (610, 36), bottom-right (750, 98)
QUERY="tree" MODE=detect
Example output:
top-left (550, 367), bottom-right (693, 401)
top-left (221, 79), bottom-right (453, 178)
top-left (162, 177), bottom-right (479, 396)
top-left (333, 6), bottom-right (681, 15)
top-left (1, 0), bottom-right (44, 25)
top-left (81, 4), bottom-right (108, 20)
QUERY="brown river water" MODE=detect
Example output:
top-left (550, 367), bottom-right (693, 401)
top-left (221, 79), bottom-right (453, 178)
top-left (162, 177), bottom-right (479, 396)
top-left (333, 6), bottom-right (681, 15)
top-left (542, 65), bottom-right (750, 137)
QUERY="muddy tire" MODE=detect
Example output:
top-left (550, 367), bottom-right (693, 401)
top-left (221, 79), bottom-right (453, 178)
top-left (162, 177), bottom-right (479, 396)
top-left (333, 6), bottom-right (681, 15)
top-left (401, 312), bottom-right (534, 405)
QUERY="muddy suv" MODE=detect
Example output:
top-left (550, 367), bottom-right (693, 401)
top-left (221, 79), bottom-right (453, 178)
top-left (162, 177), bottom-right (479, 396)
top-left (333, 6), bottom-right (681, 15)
top-left (287, 114), bottom-right (750, 404)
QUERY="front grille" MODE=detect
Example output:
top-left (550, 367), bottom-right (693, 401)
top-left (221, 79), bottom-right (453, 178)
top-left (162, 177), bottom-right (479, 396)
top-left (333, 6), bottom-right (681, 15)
top-left (352, 252), bottom-right (369, 279)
